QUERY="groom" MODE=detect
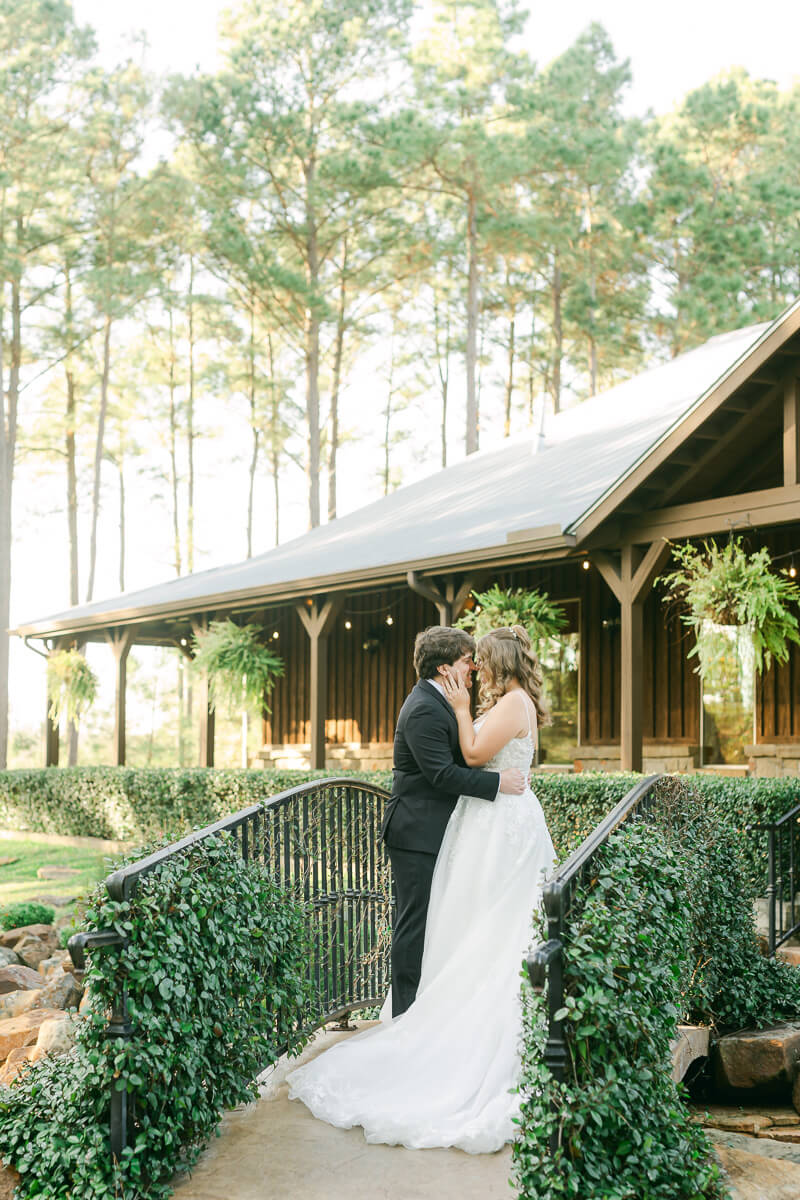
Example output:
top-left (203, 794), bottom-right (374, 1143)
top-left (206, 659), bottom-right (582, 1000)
top-left (381, 625), bottom-right (526, 1016)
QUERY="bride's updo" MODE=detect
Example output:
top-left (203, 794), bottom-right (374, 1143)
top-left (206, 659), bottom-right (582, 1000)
top-left (476, 625), bottom-right (551, 726)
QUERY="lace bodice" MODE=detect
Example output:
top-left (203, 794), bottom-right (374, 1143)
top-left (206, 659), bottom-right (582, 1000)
top-left (475, 708), bottom-right (535, 774)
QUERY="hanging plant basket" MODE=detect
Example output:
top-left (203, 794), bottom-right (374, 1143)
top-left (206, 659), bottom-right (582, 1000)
top-left (456, 585), bottom-right (567, 649)
top-left (190, 619), bottom-right (284, 714)
top-left (47, 649), bottom-right (98, 727)
top-left (658, 537), bottom-right (800, 676)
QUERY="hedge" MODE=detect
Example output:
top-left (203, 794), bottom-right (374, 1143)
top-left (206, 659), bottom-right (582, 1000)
top-left (513, 777), bottom-right (800, 1200)
top-left (0, 832), bottom-right (311, 1198)
top-left (0, 766), bottom-right (796, 893)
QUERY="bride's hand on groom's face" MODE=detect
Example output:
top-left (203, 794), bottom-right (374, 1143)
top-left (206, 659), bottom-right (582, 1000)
top-left (440, 668), bottom-right (471, 713)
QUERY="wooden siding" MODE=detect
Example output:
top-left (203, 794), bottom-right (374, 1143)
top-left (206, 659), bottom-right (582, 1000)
top-left (755, 524), bottom-right (800, 742)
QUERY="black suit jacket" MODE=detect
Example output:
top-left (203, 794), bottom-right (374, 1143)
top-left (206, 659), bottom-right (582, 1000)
top-left (381, 679), bottom-right (500, 854)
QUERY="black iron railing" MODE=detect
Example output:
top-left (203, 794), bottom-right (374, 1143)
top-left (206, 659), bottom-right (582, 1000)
top-left (68, 777), bottom-right (392, 1161)
top-left (526, 774), bottom-right (664, 1152)
top-left (749, 802), bottom-right (800, 953)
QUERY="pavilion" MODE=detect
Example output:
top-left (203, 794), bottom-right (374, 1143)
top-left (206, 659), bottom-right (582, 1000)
top-left (13, 299), bottom-right (800, 776)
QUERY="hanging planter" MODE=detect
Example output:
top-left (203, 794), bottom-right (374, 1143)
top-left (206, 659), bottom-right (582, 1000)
top-left (658, 537), bottom-right (800, 676)
top-left (456, 585), bottom-right (567, 649)
top-left (47, 649), bottom-right (98, 727)
top-left (190, 618), bottom-right (284, 714)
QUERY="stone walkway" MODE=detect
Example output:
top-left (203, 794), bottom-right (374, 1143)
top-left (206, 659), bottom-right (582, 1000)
top-left (171, 1023), bottom-right (513, 1200)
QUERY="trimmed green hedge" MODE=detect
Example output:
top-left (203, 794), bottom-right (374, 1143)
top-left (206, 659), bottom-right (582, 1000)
top-left (0, 767), bottom-right (797, 894)
top-left (0, 832), bottom-right (311, 1198)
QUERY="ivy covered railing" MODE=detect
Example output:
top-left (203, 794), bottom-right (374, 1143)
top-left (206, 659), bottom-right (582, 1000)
top-left (748, 800), bottom-right (800, 952)
top-left (527, 774), bottom-right (664, 1112)
top-left (67, 777), bottom-right (391, 1166)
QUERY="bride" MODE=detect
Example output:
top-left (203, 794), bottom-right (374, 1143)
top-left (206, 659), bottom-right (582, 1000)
top-left (287, 625), bottom-right (555, 1154)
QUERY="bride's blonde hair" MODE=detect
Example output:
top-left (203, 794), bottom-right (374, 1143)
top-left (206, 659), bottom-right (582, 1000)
top-left (476, 625), bottom-right (551, 726)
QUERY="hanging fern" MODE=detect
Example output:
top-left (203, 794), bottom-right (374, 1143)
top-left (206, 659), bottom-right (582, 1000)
top-left (456, 584), bottom-right (566, 648)
top-left (47, 650), bottom-right (98, 726)
top-left (658, 537), bottom-right (800, 675)
top-left (190, 619), bottom-right (284, 714)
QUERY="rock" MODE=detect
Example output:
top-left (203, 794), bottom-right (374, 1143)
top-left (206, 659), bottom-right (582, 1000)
top-left (36, 866), bottom-right (80, 880)
top-left (0, 1046), bottom-right (36, 1085)
top-left (0, 949), bottom-right (19, 969)
top-left (37, 952), bottom-right (72, 980)
top-left (0, 924), bottom-right (56, 949)
top-left (0, 858), bottom-right (18, 868)
top-left (78, 988), bottom-right (93, 1014)
top-left (31, 1015), bottom-right (76, 1060)
top-left (13, 936), bottom-right (51, 972)
top-left (707, 1113), bottom-right (775, 1134)
top-left (33, 895), bottom-right (75, 908)
top-left (0, 990), bottom-right (42, 1021)
top-left (0, 1009), bottom-right (65, 1060)
top-left (713, 1141), bottom-right (800, 1198)
top-left (0, 965), bottom-right (44, 994)
top-left (778, 947), bottom-right (800, 967)
top-left (758, 1129), bottom-right (800, 1142)
top-left (35, 973), bottom-right (81, 1012)
top-left (671, 1024), bottom-right (709, 1082)
top-left (715, 1025), bottom-right (800, 1095)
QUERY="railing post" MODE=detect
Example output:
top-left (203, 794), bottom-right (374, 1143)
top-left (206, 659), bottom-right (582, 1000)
top-left (108, 985), bottom-right (133, 1160)
top-left (767, 827), bottom-right (777, 954)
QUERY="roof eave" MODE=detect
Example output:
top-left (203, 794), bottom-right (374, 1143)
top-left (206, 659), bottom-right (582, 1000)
top-left (12, 531), bottom-right (577, 641)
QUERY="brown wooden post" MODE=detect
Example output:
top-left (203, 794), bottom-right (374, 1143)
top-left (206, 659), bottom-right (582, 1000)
top-left (406, 571), bottom-right (479, 626)
top-left (295, 595), bottom-right (343, 769)
top-left (191, 618), bottom-right (216, 768)
top-left (45, 693), bottom-right (59, 767)
top-left (783, 374), bottom-right (800, 486)
top-left (594, 541), bottom-right (670, 773)
top-left (105, 629), bottom-right (134, 767)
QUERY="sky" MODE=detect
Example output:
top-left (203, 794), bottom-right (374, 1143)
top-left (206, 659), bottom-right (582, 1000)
top-left (10, 0), bottom-right (800, 744)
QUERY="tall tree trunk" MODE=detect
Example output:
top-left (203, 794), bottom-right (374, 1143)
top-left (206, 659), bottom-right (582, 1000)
top-left (305, 158), bottom-right (321, 529)
top-left (433, 287), bottom-right (449, 468)
top-left (328, 239), bottom-right (347, 523)
top-left (167, 300), bottom-right (185, 765)
top-left (186, 257), bottom-right (195, 573)
top-left (117, 455), bottom-right (125, 593)
top-left (246, 297), bottom-right (258, 558)
top-left (64, 266), bottom-right (80, 765)
top-left (86, 313), bottom-right (112, 603)
top-left (527, 306), bottom-right (536, 424)
top-left (504, 309), bottom-right (516, 438)
top-left (465, 188), bottom-right (479, 455)
top-left (383, 331), bottom-right (394, 496)
top-left (551, 253), bottom-right (563, 415)
top-left (267, 331), bottom-right (280, 546)
top-left (0, 239), bottom-right (22, 769)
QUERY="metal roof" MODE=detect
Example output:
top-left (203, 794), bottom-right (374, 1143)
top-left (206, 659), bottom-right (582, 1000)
top-left (13, 313), bottom-right (788, 639)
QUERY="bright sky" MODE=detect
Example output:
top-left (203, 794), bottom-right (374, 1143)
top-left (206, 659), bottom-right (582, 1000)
top-left (10, 0), bottom-right (800, 743)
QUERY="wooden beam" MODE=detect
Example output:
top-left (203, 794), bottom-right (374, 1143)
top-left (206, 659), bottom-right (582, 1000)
top-left (658, 383), bottom-right (781, 507)
top-left (406, 571), bottom-right (480, 625)
top-left (631, 539), bottom-right (671, 603)
top-left (572, 301), bottom-right (800, 543)
top-left (106, 629), bottom-right (134, 767)
top-left (624, 483), bottom-right (800, 544)
top-left (191, 617), bottom-right (216, 767)
top-left (592, 551), bottom-right (623, 604)
top-left (295, 595), bottom-right (344, 769)
top-left (784, 376), bottom-right (800, 486)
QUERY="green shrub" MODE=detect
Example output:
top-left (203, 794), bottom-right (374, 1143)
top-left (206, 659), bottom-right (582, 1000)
top-left (514, 777), bottom-right (800, 1199)
top-left (0, 901), bottom-right (55, 929)
top-left (0, 832), bottom-right (311, 1199)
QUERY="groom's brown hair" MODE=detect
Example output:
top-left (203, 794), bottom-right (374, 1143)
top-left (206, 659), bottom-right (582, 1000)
top-left (413, 626), bottom-right (475, 680)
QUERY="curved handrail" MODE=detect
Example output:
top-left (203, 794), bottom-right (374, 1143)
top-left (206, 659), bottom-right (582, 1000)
top-left (527, 772), bottom-right (666, 1109)
top-left (105, 777), bottom-right (391, 901)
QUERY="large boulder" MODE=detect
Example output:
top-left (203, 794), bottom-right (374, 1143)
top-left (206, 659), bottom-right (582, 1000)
top-left (0, 925), bottom-right (56, 950)
top-left (0, 949), bottom-right (20, 969)
top-left (0, 1046), bottom-right (36, 1085)
top-left (715, 1024), bottom-right (800, 1095)
top-left (37, 953), bottom-right (73, 981)
top-left (0, 966), bottom-right (44, 995)
top-left (13, 937), bottom-right (51, 972)
top-left (0, 990), bottom-right (42, 1021)
top-left (31, 1015), bottom-right (76, 1060)
top-left (0, 1009), bottom-right (65, 1061)
top-left (36, 973), bottom-right (82, 1012)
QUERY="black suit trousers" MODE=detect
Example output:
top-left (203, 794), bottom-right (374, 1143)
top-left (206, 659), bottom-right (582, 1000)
top-left (387, 844), bottom-right (437, 1017)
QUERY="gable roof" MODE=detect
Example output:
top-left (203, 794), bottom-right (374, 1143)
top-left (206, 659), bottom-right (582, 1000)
top-left (14, 301), bottom-right (800, 640)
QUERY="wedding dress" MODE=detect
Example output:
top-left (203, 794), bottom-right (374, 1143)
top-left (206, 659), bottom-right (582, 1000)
top-left (286, 703), bottom-right (555, 1153)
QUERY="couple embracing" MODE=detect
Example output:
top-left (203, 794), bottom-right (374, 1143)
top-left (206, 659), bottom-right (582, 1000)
top-left (288, 624), bottom-right (555, 1154)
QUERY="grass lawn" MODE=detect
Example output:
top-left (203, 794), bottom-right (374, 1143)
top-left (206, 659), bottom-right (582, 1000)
top-left (0, 837), bottom-right (117, 917)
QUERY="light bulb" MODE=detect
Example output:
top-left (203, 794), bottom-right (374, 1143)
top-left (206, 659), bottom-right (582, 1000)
top-left (386, 616), bottom-right (393, 626)
top-left (790, 566), bottom-right (797, 579)
top-left (582, 560), bottom-right (590, 571)
top-left (272, 631), bottom-right (279, 639)
top-left (345, 620), bottom-right (352, 630)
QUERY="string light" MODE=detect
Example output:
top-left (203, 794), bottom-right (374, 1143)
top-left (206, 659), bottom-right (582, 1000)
top-left (272, 631), bottom-right (280, 640)
top-left (582, 560), bottom-right (590, 571)
top-left (345, 620), bottom-right (352, 630)
top-left (386, 616), bottom-right (393, 626)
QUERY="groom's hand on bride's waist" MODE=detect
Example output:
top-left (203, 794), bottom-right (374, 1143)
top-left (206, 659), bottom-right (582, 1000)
top-left (499, 768), bottom-right (525, 794)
